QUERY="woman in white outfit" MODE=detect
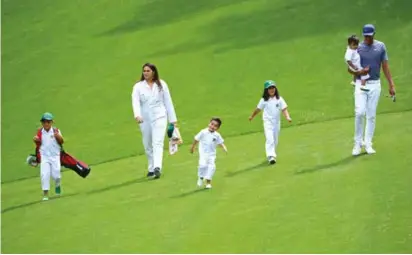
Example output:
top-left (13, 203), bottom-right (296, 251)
top-left (131, 63), bottom-right (178, 179)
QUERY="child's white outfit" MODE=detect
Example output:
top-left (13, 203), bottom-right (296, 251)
top-left (257, 96), bottom-right (287, 159)
top-left (344, 46), bottom-right (370, 81)
top-left (194, 128), bottom-right (224, 182)
top-left (39, 127), bottom-right (62, 191)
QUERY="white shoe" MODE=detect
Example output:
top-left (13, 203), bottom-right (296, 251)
top-left (42, 197), bottom-right (49, 201)
top-left (352, 145), bottom-right (362, 156)
top-left (197, 178), bottom-right (203, 187)
top-left (365, 146), bottom-right (376, 154)
top-left (205, 184), bottom-right (212, 189)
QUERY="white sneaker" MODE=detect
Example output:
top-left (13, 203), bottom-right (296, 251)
top-left (42, 197), bottom-right (49, 201)
top-left (205, 184), bottom-right (212, 189)
top-left (365, 146), bottom-right (376, 154)
top-left (197, 178), bottom-right (203, 187)
top-left (352, 145), bottom-right (362, 156)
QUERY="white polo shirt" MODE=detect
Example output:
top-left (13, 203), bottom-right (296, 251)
top-left (194, 128), bottom-right (224, 155)
top-left (257, 96), bottom-right (287, 122)
top-left (131, 79), bottom-right (177, 123)
top-left (40, 127), bottom-right (62, 157)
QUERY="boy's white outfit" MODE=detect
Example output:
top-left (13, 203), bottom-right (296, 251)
top-left (257, 96), bottom-right (287, 159)
top-left (344, 47), bottom-right (370, 81)
top-left (39, 127), bottom-right (62, 191)
top-left (194, 128), bottom-right (224, 181)
top-left (131, 79), bottom-right (177, 173)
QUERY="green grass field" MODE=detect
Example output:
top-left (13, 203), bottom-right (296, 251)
top-left (2, 0), bottom-right (412, 253)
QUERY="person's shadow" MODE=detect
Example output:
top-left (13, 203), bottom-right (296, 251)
top-left (170, 188), bottom-right (208, 199)
top-left (225, 161), bottom-right (268, 177)
top-left (294, 154), bottom-right (366, 175)
top-left (1, 193), bottom-right (79, 214)
top-left (86, 176), bottom-right (152, 195)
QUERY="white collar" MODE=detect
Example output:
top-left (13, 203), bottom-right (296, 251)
top-left (42, 127), bottom-right (54, 133)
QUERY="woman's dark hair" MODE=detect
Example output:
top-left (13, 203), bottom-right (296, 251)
top-left (262, 86), bottom-right (279, 101)
top-left (140, 63), bottom-right (162, 91)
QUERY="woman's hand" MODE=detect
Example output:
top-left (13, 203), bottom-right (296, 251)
top-left (135, 116), bottom-right (144, 123)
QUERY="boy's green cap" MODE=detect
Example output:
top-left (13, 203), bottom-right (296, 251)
top-left (264, 80), bottom-right (276, 89)
top-left (40, 112), bottom-right (54, 121)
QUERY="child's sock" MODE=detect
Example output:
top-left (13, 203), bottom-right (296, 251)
top-left (55, 178), bottom-right (61, 187)
top-left (55, 178), bottom-right (61, 195)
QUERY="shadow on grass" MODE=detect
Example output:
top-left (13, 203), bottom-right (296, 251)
top-left (170, 188), bottom-right (209, 198)
top-left (225, 161), bottom-right (268, 177)
top-left (1, 193), bottom-right (79, 214)
top-left (294, 153), bottom-right (367, 175)
top-left (145, 0), bottom-right (412, 57)
top-left (86, 176), bottom-right (154, 195)
top-left (98, 0), bottom-right (250, 36)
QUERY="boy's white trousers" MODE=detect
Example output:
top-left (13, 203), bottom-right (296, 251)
top-left (198, 153), bottom-right (216, 180)
top-left (40, 155), bottom-right (61, 191)
top-left (139, 116), bottom-right (167, 172)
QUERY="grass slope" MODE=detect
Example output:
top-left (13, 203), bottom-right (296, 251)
top-left (2, 0), bottom-right (412, 253)
top-left (2, 112), bottom-right (412, 253)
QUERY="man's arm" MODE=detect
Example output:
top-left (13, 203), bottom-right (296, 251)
top-left (348, 66), bottom-right (369, 76)
top-left (382, 60), bottom-right (396, 96)
top-left (380, 43), bottom-right (395, 96)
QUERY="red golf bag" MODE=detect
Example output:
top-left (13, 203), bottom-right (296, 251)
top-left (33, 128), bottom-right (91, 178)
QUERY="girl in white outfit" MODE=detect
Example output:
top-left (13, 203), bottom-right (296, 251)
top-left (249, 80), bottom-right (292, 164)
top-left (131, 63), bottom-right (178, 179)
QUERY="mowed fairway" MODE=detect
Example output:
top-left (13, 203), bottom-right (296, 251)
top-left (2, 0), bottom-right (412, 253)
